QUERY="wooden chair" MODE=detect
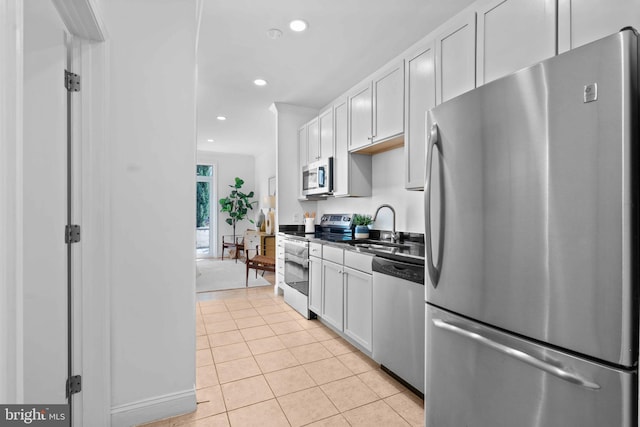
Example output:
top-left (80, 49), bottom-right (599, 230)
top-left (245, 245), bottom-right (276, 287)
top-left (221, 235), bottom-right (245, 263)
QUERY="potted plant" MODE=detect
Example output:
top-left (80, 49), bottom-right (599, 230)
top-left (353, 214), bottom-right (373, 239)
top-left (219, 177), bottom-right (256, 241)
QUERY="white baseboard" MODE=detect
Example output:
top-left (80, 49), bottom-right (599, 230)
top-left (110, 388), bottom-right (196, 427)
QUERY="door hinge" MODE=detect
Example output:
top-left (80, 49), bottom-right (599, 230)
top-left (65, 70), bottom-right (80, 92)
top-left (65, 225), bottom-right (81, 243)
top-left (66, 375), bottom-right (82, 397)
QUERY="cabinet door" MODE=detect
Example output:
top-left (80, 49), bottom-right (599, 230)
top-left (307, 117), bottom-right (320, 162)
top-left (322, 260), bottom-right (344, 331)
top-left (309, 256), bottom-right (323, 315)
top-left (405, 41), bottom-right (436, 190)
top-left (558, 0), bottom-right (640, 53)
top-left (319, 107), bottom-right (334, 159)
top-left (348, 83), bottom-right (373, 150)
top-left (343, 267), bottom-right (373, 352)
top-left (297, 125), bottom-right (308, 198)
top-left (436, 11), bottom-right (477, 104)
top-left (373, 61), bottom-right (404, 143)
top-left (477, 0), bottom-right (556, 85)
top-left (333, 99), bottom-right (349, 196)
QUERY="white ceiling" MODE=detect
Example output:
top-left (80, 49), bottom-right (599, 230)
top-left (196, 0), bottom-right (475, 156)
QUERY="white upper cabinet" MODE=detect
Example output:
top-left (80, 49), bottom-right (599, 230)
top-left (436, 11), bottom-right (477, 104)
top-left (298, 124), bottom-right (308, 166)
top-left (348, 83), bottom-right (373, 151)
top-left (319, 107), bottom-right (334, 159)
top-left (307, 117), bottom-right (320, 162)
top-left (297, 124), bottom-right (308, 198)
top-left (558, 0), bottom-right (640, 53)
top-left (477, 0), bottom-right (556, 85)
top-left (333, 99), bottom-right (349, 196)
top-left (404, 41), bottom-right (436, 190)
top-left (372, 60), bottom-right (405, 143)
top-left (334, 97), bottom-right (372, 198)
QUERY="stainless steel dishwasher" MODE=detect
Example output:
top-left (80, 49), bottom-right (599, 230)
top-left (372, 256), bottom-right (425, 396)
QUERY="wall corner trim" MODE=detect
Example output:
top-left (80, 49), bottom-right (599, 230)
top-left (110, 388), bottom-right (196, 427)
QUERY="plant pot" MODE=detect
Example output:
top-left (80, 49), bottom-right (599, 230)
top-left (354, 225), bottom-right (369, 239)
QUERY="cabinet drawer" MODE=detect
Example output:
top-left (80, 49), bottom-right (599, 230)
top-left (344, 250), bottom-right (373, 274)
top-left (309, 242), bottom-right (322, 258)
top-left (322, 245), bottom-right (344, 264)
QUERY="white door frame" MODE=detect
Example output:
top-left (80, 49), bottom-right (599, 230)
top-left (0, 0), bottom-right (110, 425)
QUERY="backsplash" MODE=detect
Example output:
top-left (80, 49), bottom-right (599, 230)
top-left (315, 147), bottom-right (425, 233)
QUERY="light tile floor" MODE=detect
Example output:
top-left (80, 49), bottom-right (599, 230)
top-left (140, 282), bottom-right (424, 427)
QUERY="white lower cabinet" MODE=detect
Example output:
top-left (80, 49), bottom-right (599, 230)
top-left (321, 260), bottom-right (344, 331)
top-left (308, 255), bottom-right (322, 315)
top-left (313, 245), bottom-right (374, 354)
top-left (343, 266), bottom-right (373, 352)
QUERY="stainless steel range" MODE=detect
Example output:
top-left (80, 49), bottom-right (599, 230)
top-left (316, 214), bottom-right (354, 241)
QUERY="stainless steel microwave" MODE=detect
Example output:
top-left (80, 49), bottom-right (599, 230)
top-left (302, 157), bottom-right (333, 196)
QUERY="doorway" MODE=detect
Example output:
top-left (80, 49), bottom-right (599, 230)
top-left (196, 164), bottom-right (215, 257)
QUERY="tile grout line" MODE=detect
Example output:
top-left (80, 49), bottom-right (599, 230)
top-left (193, 286), bottom-right (422, 427)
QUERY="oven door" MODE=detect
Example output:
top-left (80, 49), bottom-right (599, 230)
top-left (284, 238), bottom-right (309, 296)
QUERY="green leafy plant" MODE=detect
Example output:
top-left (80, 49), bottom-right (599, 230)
top-left (196, 166), bottom-right (211, 228)
top-left (219, 177), bottom-right (256, 240)
top-left (353, 214), bottom-right (373, 226)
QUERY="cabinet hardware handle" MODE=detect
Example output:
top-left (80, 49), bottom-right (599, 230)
top-left (432, 319), bottom-right (601, 390)
top-left (425, 122), bottom-right (443, 288)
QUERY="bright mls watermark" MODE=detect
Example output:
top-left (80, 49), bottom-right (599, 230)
top-left (0, 405), bottom-right (69, 426)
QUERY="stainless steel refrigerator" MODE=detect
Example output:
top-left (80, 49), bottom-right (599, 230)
top-left (424, 29), bottom-right (638, 426)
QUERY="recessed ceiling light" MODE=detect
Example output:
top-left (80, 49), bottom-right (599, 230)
top-left (216, 116), bottom-right (226, 121)
top-left (207, 139), bottom-right (214, 142)
top-left (254, 79), bottom-right (268, 86)
top-left (266, 28), bottom-right (282, 39)
top-left (289, 19), bottom-right (308, 32)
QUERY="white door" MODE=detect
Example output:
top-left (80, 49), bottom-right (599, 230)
top-left (23, 0), bottom-right (71, 404)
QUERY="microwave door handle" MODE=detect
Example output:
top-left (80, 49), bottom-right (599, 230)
top-left (425, 122), bottom-right (442, 287)
top-left (432, 318), bottom-right (601, 390)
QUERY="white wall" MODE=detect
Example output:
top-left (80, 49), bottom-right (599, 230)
top-left (271, 103), bottom-right (318, 229)
top-left (0, 0), bottom-right (23, 405)
top-left (103, 1), bottom-right (197, 425)
top-left (320, 147), bottom-right (425, 233)
top-left (254, 149), bottom-right (276, 213)
top-left (197, 151), bottom-right (257, 256)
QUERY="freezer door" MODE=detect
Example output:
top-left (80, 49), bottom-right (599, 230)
top-left (425, 306), bottom-right (636, 427)
top-left (425, 30), bottom-right (638, 366)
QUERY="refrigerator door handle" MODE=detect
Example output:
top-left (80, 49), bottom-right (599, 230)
top-left (425, 122), bottom-right (441, 287)
top-left (432, 318), bottom-right (601, 390)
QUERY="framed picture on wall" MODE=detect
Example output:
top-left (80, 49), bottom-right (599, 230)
top-left (268, 176), bottom-right (276, 196)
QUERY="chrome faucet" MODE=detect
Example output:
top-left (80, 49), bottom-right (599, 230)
top-left (373, 204), bottom-right (399, 242)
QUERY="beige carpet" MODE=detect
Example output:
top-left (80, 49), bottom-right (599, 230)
top-left (196, 258), bottom-right (270, 292)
